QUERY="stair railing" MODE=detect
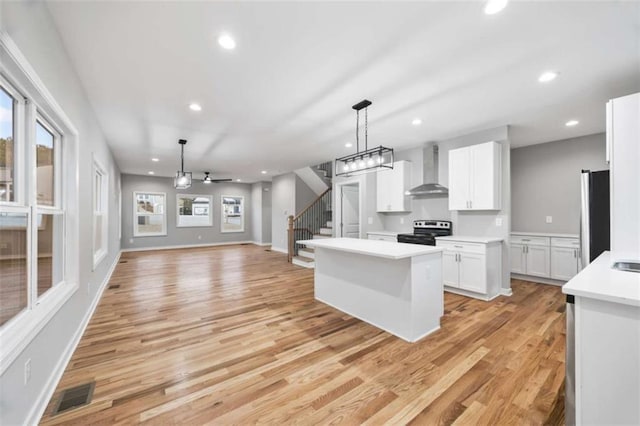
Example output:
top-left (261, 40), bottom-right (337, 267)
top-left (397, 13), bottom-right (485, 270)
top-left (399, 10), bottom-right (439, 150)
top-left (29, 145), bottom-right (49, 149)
top-left (316, 161), bottom-right (332, 178)
top-left (287, 188), bottom-right (332, 262)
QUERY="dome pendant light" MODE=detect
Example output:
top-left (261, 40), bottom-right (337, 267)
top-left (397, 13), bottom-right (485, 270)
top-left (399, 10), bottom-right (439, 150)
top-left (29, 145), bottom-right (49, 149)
top-left (335, 99), bottom-right (394, 177)
top-left (174, 139), bottom-right (192, 189)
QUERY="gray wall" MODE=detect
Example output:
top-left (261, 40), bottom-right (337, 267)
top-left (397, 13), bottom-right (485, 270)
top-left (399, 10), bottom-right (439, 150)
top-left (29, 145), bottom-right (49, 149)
top-left (511, 133), bottom-right (607, 234)
top-left (0, 2), bottom-right (122, 424)
top-left (250, 181), bottom-right (272, 245)
top-left (261, 182), bottom-right (272, 243)
top-left (121, 174), bottom-right (253, 250)
top-left (295, 175), bottom-right (317, 213)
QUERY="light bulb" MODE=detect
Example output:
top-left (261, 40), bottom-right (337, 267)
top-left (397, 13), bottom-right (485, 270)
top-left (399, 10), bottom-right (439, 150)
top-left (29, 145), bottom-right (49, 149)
top-left (357, 160), bottom-right (365, 169)
top-left (367, 158), bottom-right (375, 167)
top-left (343, 164), bottom-right (349, 172)
top-left (377, 156), bottom-right (383, 164)
top-left (350, 162), bottom-right (357, 171)
top-left (178, 176), bottom-right (188, 185)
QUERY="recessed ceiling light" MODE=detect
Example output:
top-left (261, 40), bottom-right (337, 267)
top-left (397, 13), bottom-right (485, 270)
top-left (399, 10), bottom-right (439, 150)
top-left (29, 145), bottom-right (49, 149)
top-left (236, 179), bottom-right (241, 182)
top-left (148, 171), bottom-right (154, 175)
top-left (538, 71), bottom-right (558, 83)
top-left (189, 103), bottom-right (202, 112)
top-left (566, 120), bottom-right (579, 127)
top-left (412, 118), bottom-right (422, 126)
top-left (218, 34), bottom-right (236, 50)
top-left (151, 158), bottom-right (159, 162)
top-left (484, 0), bottom-right (509, 15)
top-left (261, 170), bottom-right (267, 174)
top-left (345, 143), bottom-right (353, 148)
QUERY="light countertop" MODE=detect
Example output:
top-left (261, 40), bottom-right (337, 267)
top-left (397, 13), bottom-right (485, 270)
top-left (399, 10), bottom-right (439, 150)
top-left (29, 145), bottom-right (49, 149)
top-left (563, 251), bottom-right (640, 307)
top-left (436, 236), bottom-right (503, 244)
top-left (512, 231), bottom-right (579, 239)
top-left (298, 238), bottom-right (442, 260)
top-left (366, 231), bottom-right (403, 236)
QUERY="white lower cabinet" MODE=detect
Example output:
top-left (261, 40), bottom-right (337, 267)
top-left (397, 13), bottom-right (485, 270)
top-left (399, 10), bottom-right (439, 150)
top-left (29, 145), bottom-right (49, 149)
top-left (511, 234), bottom-right (581, 282)
top-left (366, 232), bottom-right (397, 242)
top-left (437, 239), bottom-right (502, 301)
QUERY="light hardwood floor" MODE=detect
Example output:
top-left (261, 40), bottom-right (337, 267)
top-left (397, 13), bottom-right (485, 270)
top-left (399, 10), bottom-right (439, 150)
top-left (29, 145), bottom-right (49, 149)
top-left (40, 244), bottom-right (565, 425)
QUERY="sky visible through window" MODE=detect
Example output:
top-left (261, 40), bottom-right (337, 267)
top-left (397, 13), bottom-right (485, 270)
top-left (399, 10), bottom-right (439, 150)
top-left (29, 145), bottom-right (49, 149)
top-left (0, 87), bottom-right (12, 141)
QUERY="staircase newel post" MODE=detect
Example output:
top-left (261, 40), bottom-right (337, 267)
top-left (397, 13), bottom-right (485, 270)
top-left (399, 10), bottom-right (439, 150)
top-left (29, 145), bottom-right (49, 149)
top-left (287, 215), bottom-right (294, 263)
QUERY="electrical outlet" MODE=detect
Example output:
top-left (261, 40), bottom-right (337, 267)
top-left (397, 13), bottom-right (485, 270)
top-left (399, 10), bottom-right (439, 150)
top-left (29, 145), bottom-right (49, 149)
top-left (129, 238), bottom-right (133, 244)
top-left (546, 216), bottom-right (553, 224)
top-left (367, 217), bottom-right (373, 225)
top-left (495, 217), bottom-right (503, 227)
top-left (24, 359), bottom-right (31, 385)
top-left (400, 217), bottom-right (405, 225)
top-left (198, 235), bottom-right (202, 240)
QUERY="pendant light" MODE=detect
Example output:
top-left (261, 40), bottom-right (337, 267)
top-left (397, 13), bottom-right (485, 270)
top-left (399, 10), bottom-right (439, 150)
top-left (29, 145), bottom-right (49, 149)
top-left (174, 139), bottom-right (192, 189)
top-left (335, 99), bottom-right (394, 177)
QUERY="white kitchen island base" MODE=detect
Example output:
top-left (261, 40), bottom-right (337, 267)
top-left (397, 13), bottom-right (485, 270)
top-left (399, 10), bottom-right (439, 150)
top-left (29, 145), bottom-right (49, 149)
top-left (299, 238), bottom-right (443, 343)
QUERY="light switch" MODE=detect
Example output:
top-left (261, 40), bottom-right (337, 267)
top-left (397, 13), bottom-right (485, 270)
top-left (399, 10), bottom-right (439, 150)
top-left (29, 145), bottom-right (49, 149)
top-left (400, 217), bottom-right (404, 225)
top-left (546, 216), bottom-right (553, 223)
top-left (495, 217), bottom-right (503, 227)
top-left (367, 217), bottom-right (373, 225)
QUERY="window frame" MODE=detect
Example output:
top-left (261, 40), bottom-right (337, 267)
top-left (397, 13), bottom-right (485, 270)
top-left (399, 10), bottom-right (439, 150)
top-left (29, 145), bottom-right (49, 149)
top-left (34, 113), bottom-right (62, 210)
top-left (133, 191), bottom-right (167, 237)
top-left (176, 193), bottom-right (213, 228)
top-left (92, 158), bottom-right (108, 268)
top-left (221, 195), bottom-right (245, 234)
top-left (0, 33), bottom-right (80, 375)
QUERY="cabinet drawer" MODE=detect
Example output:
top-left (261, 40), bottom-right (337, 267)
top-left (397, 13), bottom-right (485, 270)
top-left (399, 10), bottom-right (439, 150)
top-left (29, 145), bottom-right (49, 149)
top-left (367, 234), bottom-right (397, 242)
top-left (511, 235), bottom-right (550, 246)
top-left (436, 241), bottom-right (486, 254)
top-left (551, 237), bottom-right (580, 248)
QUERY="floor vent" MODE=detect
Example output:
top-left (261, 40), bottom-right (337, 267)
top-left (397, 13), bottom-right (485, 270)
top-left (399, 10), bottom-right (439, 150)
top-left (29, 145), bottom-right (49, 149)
top-left (119, 260), bottom-right (128, 263)
top-left (109, 285), bottom-right (120, 289)
top-left (264, 249), bottom-right (271, 252)
top-left (52, 382), bottom-right (95, 415)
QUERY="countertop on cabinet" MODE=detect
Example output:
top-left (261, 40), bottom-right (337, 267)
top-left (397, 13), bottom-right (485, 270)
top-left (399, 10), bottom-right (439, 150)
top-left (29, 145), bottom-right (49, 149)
top-left (298, 238), bottom-right (442, 260)
top-left (435, 236), bottom-right (503, 244)
top-left (512, 231), bottom-right (579, 239)
top-left (563, 251), bottom-right (640, 307)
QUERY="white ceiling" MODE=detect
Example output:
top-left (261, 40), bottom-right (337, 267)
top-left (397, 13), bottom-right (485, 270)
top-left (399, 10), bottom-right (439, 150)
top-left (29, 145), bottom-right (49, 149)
top-left (46, 1), bottom-right (640, 183)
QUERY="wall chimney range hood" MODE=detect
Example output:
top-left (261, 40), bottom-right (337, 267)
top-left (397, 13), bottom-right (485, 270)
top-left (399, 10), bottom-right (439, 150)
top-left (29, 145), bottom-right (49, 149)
top-left (405, 144), bottom-right (449, 197)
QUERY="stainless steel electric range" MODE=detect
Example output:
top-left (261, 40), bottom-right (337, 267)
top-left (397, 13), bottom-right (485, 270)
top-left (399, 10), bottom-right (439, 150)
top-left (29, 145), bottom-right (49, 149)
top-left (397, 220), bottom-right (452, 245)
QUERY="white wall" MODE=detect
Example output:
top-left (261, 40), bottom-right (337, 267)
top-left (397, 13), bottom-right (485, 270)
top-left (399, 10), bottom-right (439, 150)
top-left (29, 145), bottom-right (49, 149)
top-left (0, 2), bottom-right (121, 424)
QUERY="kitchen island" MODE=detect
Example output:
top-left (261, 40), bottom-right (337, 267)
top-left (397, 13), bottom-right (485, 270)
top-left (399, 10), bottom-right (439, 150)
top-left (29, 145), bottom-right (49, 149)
top-left (297, 238), bottom-right (443, 342)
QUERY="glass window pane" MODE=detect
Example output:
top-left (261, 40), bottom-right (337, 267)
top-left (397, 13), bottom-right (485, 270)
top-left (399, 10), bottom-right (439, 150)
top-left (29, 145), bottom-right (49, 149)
top-left (0, 87), bottom-right (15, 203)
top-left (0, 212), bottom-right (28, 326)
top-left (136, 215), bottom-right (164, 234)
top-left (136, 193), bottom-right (164, 214)
top-left (221, 196), bottom-right (244, 233)
top-left (36, 121), bottom-right (55, 206)
top-left (94, 214), bottom-right (102, 254)
top-left (177, 195), bottom-right (212, 227)
top-left (37, 213), bottom-right (63, 298)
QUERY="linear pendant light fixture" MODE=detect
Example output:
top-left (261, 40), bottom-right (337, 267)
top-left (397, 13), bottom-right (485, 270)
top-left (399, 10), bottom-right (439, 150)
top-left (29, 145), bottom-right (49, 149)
top-left (335, 99), bottom-right (394, 177)
top-left (174, 139), bottom-right (192, 189)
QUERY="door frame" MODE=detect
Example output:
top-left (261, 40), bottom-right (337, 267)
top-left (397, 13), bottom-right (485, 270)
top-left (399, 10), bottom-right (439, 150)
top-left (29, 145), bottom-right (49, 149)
top-left (334, 177), bottom-right (363, 238)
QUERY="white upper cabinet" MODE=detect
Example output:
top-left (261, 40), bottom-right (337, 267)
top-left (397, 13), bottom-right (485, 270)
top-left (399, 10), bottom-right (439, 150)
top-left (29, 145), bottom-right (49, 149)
top-left (376, 160), bottom-right (412, 212)
top-left (448, 141), bottom-right (502, 211)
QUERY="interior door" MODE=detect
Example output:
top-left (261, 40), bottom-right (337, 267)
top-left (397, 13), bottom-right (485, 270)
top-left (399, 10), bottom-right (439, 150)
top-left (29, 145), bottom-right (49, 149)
top-left (341, 184), bottom-right (360, 238)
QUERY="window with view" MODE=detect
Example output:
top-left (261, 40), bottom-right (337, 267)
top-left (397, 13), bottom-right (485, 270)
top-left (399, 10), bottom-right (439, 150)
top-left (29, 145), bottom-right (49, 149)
top-left (93, 160), bottom-right (108, 267)
top-left (0, 86), bottom-right (15, 203)
top-left (133, 191), bottom-right (166, 236)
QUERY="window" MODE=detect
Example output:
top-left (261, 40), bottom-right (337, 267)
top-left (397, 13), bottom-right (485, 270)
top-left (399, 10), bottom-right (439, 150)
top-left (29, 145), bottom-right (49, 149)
top-left (177, 194), bottom-right (212, 227)
top-left (133, 191), bottom-right (166, 236)
top-left (35, 119), bottom-right (56, 206)
top-left (221, 195), bottom-right (244, 233)
top-left (93, 160), bottom-right (107, 267)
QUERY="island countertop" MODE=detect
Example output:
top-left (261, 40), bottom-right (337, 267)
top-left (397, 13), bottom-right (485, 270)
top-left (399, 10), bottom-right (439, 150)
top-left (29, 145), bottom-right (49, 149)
top-left (562, 251), bottom-right (640, 307)
top-left (298, 238), bottom-right (442, 260)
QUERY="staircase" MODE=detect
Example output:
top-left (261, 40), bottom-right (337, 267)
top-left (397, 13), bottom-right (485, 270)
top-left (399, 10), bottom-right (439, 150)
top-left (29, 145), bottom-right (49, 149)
top-left (292, 219), bottom-right (333, 268)
top-left (288, 162), bottom-right (333, 269)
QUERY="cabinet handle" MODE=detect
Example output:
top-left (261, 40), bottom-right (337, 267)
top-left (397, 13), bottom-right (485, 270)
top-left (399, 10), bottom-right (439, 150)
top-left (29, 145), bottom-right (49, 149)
top-left (454, 245), bottom-right (463, 248)
top-left (470, 201), bottom-right (472, 209)
top-left (522, 239), bottom-right (530, 242)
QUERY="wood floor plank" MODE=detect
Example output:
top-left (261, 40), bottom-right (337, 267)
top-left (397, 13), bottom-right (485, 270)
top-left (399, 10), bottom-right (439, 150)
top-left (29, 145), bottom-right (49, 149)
top-left (39, 245), bottom-right (566, 425)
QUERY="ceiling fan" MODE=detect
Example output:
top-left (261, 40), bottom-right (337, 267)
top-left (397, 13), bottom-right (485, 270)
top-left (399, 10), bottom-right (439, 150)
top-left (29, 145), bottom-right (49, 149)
top-left (202, 171), bottom-right (232, 184)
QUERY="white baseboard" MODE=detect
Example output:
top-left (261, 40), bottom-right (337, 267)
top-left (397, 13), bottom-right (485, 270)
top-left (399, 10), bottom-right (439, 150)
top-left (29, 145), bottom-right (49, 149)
top-left (253, 242), bottom-right (272, 247)
top-left (26, 251), bottom-right (121, 426)
top-left (121, 241), bottom-right (255, 253)
top-left (511, 273), bottom-right (565, 287)
top-left (500, 288), bottom-right (513, 296)
top-left (270, 246), bottom-right (287, 254)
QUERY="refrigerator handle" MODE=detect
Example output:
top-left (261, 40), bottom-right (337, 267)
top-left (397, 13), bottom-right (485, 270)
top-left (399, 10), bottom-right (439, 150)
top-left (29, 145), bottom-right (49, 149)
top-left (580, 172), bottom-right (590, 268)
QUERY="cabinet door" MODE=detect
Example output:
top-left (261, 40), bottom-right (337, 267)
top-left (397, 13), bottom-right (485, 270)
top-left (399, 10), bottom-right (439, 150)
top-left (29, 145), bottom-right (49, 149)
top-left (376, 169), bottom-right (392, 212)
top-left (442, 250), bottom-right (460, 288)
top-left (458, 253), bottom-right (487, 293)
top-left (510, 244), bottom-right (525, 274)
top-left (448, 147), bottom-right (470, 210)
top-left (526, 245), bottom-right (551, 278)
top-left (376, 162), bottom-right (410, 212)
top-left (470, 142), bottom-right (501, 210)
top-left (551, 247), bottom-right (579, 281)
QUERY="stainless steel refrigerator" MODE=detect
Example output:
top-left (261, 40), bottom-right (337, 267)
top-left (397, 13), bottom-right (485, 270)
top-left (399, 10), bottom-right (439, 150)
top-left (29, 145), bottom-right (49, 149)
top-left (579, 169), bottom-right (610, 266)
top-left (566, 169), bottom-right (610, 426)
